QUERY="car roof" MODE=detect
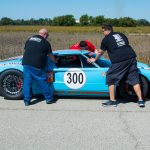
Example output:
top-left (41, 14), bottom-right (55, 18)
top-left (0, 50), bottom-right (89, 62)
top-left (53, 49), bottom-right (89, 55)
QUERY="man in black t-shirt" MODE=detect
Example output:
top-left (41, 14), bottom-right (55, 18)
top-left (22, 28), bottom-right (56, 106)
top-left (88, 24), bottom-right (145, 107)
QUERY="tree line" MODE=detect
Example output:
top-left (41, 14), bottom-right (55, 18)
top-left (0, 14), bottom-right (150, 27)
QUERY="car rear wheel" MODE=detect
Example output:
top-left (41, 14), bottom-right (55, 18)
top-left (119, 76), bottom-right (149, 101)
top-left (0, 70), bottom-right (23, 100)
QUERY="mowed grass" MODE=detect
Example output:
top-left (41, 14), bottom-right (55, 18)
top-left (0, 26), bottom-right (150, 65)
top-left (0, 26), bottom-right (150, 33)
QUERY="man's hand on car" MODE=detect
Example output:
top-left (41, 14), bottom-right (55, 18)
top-left (87, 58), bottom-right (96, 63)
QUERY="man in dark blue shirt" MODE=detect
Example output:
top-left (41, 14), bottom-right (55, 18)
top-left (22, 28), bottom-right (56, 106)
top-left (88, 24), bottom-right (145, 107)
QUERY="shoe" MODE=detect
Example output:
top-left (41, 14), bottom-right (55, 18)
top-left (46, 99), bottom-right (56, 104)
top-left (138, 100), bottom-right (145, 108)
top-left (24, 101), bottom-right (31, 106)
top-left (102, 100), bottom-right (117, 107)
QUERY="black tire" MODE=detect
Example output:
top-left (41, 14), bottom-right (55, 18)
top-left (119, 76), bottom-right (149, 101)
top-left (0, 70), bottom-right (23, 100)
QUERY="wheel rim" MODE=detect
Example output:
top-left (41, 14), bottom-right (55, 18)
top-left (2, 74), bottom-right (23, 95)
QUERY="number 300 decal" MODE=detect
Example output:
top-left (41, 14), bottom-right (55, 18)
top-left (64, 69), bottom-right (86, 89)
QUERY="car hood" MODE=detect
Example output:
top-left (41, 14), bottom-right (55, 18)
top-left (0, 56), bottom-right (22, 67)
top-left (0, 56), bottom-right (22, 63)
top-left (137, 62), bottom-right (150, 67)
top-left (137, 62), bottom-right (150, 70)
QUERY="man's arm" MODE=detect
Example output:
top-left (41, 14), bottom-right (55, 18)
top-left (46, 42), bottom-right (57, 63)
top-left (88, 38), bottom-right (106, 63)
top-left (87, 49), bottom-right (104, 63)
top-left (48, 53), bottom-right (57, 63)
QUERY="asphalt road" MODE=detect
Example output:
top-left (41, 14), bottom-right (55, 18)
top-left (0, 96), bottom-right (150, 150)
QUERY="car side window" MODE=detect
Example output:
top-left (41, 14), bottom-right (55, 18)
top-left (55, 55), bottom-right (82, 68)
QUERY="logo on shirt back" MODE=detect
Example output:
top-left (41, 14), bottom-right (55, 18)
top-left (112, 34), bottom-right (125, 47)
top-left (29, 37), bottom-right (42, 42)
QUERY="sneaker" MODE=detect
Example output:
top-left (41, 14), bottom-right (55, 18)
top-left (24, 101), bottom-right (31, 106)
top-left (138, 100), bottom-right (145, 108)
top-left (102, 100), bottom-right (117, 107)
top-left (46, 99), bottom-right (56, 104)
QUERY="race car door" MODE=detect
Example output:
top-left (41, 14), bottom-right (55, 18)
top-left (78, 54), bottom-right (109, 97)
top-left (53, 54), bottom-right (84, 96)
top-left (53, 54), bottom-right (109, 97)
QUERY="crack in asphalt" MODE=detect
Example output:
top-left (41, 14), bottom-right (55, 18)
top-left (118, 105), bottom-right (143, 150)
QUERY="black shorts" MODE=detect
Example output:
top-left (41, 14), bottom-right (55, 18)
top-left (106, 58), bottom-right (140, 86)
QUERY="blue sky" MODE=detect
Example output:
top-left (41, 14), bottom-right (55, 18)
top-left (0, 0), bottom-right (150, 21)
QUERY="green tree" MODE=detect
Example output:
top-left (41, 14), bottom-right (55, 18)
top-left (94, 15), bottom-right (105, 25)
top-left (28, 18), bottom-right (36, 25)
top-left (118, 17), bottom-right (137, 27)
top-left (13, 19), bottom-right (25, 25)
top-left (37, 18), bottom-right (52, 25)
top-left (136, 19), bottom-right (150, 26)
top-left (88, 16), bottom-right (95, 25)
top-left (80, 14), bottom-right (89, 26)
top-left (52, 15), bottom-right (76, 26)
top-left (0, 17), bottom-right (14, 25)
top-left (63, 15), bottom-right (76, 26)
top-left (104, 18), bottom-right (119, 26)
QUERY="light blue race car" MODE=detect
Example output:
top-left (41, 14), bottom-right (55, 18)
top-left (0, 50), bottom-right (150, 100)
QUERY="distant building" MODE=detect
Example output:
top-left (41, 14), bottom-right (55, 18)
top-left (75, 19), bottom-right (80, 23)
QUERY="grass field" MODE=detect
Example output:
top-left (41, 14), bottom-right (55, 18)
top-left (0, 26), bottom-right (150, 65)
top-left (0, 26), bottom-right (150, 33)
